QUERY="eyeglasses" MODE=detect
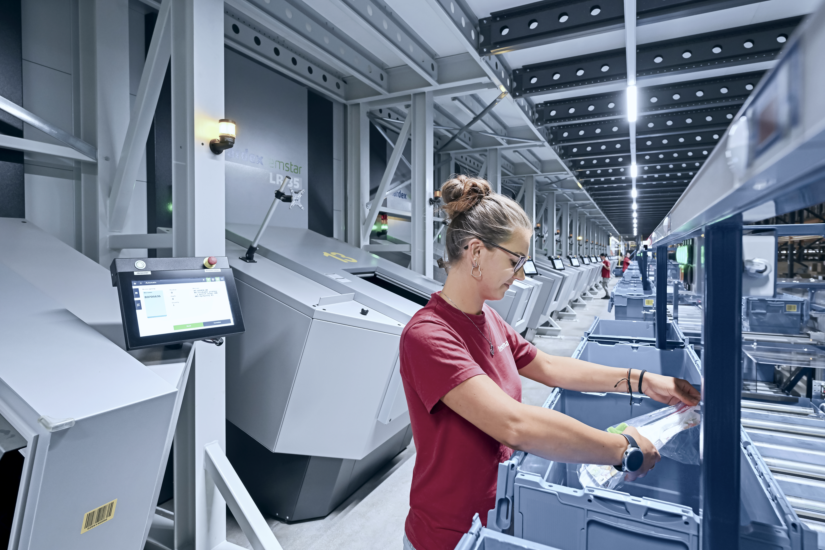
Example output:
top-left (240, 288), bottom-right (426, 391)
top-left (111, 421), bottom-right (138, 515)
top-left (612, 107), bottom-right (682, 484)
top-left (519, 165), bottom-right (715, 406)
top-left (464, 235), bottom-right (528, 274)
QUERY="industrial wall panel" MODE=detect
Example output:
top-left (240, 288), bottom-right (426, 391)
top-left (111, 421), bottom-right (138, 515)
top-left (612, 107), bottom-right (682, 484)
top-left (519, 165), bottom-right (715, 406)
top-left (20, 0), bottom-right (73, 75)
top-left (0, 0), bottom-right (24, 219)
top-left (21, 60), bottom-right (74, 149)
top-left (225, 47), bottom-right (309, 230)
top-left (308, 90), bottom-right (334, 238)
top-left (24, 164), bottom-right (75, 248)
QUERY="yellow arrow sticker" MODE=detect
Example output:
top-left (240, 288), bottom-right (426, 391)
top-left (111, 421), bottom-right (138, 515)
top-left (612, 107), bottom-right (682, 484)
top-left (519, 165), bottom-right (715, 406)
top-left (324, 252), bottom-right (357, 263)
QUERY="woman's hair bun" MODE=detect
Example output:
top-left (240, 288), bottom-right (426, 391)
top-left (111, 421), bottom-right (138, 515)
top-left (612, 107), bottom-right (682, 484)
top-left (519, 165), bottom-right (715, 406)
top-left (440, 175), bottom-right (492, 219)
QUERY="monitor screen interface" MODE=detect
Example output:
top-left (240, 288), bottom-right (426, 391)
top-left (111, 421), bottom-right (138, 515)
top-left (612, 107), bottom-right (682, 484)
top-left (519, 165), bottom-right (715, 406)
top-left (551, 258), bottom-right (565, 270)
top-left (522, 260), bottom-right (538, 276)
top-left (569, 257), bottom-right (580, 267)
top-left (132, 276), bottom-right (235, 337)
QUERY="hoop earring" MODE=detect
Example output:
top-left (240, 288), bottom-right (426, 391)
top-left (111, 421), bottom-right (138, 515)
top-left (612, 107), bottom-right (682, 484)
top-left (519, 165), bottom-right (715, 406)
top-left (471, 262), bottom-right (483, 280)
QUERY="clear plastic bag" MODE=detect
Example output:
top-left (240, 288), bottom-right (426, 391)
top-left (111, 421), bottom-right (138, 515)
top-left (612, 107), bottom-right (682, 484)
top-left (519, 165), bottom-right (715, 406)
top-left (578, 404), bottom-right (701, 491)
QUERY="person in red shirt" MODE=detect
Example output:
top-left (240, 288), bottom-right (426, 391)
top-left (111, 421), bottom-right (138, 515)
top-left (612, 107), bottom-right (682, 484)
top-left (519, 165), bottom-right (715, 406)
top-left (400, 175), bottom-right (700, 550)
top-left (599, 252), bottom-right (611, 299)
top-left (622, 251), bottom-right (631, 273)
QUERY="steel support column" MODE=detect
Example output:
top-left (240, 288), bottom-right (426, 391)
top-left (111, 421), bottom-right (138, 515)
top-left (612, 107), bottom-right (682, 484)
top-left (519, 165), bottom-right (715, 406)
top-left (547, 193), bottom-right (556, 256)
top-left (333, 101), bottom-right (345, 241)
top-left (561, 203), bottom-right (570, 258)
top-left (524, 176), bottom-right (536, 257)
top-left (109, 0), bottom-right (171, 231)
top-left (702, 215), bottom-right (742, 550)
top-left (346, 103), bottom-right (369, 248)
top-left (487, 148), bottom-right (501, 193)
top-left (78, 0), bottom-right (131, 265)
top-left (655, 245), bottom-right (668, 349)
top-left (410, 91), bottom-right (434, 277)
top-left (169, 1), bottom-right (277, 549)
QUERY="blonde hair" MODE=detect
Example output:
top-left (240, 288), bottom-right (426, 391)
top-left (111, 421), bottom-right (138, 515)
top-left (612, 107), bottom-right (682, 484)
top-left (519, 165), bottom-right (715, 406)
top-left (440, 175), bottom-right (531, 266)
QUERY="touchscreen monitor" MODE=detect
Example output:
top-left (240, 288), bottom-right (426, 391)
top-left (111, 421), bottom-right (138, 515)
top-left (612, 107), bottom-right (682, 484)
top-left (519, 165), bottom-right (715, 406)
top-left (111, 259), bottom-right (245, 350)
top-left (551, 258), bottom-right (565, 270)
top-left (522, 260), bottom-right (538, 276)
top-left (581, 256), bottom-right (590, 265)
top-left (568, 256), bottom-right (581, 267)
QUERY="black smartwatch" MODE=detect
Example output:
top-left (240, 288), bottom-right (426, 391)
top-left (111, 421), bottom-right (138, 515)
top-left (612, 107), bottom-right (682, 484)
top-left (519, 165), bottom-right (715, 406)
top-left (614, 433), bottom-right (644, 473)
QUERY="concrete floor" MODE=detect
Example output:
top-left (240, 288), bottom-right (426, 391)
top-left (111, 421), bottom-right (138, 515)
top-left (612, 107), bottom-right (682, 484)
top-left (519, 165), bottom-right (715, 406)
top-left (226, 280), bottom-right (617, 549)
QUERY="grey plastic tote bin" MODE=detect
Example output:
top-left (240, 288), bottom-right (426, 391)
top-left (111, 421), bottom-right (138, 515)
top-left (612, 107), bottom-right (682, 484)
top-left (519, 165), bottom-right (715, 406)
top-left (455, 514), bottom-right (561, 550)
top-left (743, 294), bottom-right (809, 335)
top-left (610, 292), bottom-right (656, 320)
top-left (487, 389), bottom-right (816, 550)
top-left (571, 339), bottom-right (702, 384)
top-left (585, 317), bottom-right (685, 348)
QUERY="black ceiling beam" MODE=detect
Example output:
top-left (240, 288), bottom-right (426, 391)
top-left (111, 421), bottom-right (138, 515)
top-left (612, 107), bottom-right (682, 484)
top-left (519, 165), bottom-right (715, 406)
top-left (514, 18), bottom-right (798, 98)
top-left (548, 119), bottom-right (630, 144)
top-left (536, 71), bottom-right (765, 126)
top-left (584, 181), bottom-right (691, 190)
top-left (636, 17), bottom-right (801, 78)
top-left (558, 139), bottom-right (631, 159)
top-left (514, 49), bottom-right (626, 98)
top-left (479, 0), bottom-right (768, 56)
top-left (636, 72), bottom-right (763, 113)
top-left (536, 71), bottom-right (764, 126)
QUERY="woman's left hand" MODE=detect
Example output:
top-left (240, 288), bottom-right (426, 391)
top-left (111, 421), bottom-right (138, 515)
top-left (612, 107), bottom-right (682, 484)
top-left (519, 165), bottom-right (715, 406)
top-left (641, 373), bottom-right (701, 407)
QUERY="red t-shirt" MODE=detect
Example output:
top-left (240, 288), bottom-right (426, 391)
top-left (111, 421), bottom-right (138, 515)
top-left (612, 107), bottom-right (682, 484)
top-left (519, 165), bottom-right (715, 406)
top-left (400, 292), bottom-right (538, 550)
top-left (601, 259), bottom-right (610, 278)
top-left (622, 256), bottom-right (630, 272)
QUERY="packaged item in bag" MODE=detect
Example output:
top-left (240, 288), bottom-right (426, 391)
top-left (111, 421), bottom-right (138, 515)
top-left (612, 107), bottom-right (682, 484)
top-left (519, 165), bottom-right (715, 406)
top-left (578, 404), bottom-right (701, 491)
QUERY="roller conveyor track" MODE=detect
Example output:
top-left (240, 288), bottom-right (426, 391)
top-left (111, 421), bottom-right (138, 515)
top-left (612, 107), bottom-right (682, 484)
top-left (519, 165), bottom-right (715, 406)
top-left (762, 457), bottom-right (825, 481)
top-left (742, 400), bottom-right (822, 416)
top-left (743, 406), bottom-right (825, 546)
top-left (741, 418), bottom-right (825, 438)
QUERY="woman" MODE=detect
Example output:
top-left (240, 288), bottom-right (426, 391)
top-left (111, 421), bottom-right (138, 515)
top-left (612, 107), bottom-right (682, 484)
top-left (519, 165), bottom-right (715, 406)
top-left (399, 176), bottom-right (699, 550)
top-left (622, 251), bottom-right (631, 273)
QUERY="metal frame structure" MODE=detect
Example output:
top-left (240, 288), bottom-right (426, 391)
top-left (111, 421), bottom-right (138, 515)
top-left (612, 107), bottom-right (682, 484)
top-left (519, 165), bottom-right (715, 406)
top-left (648, 5), bottom-right (825, 544)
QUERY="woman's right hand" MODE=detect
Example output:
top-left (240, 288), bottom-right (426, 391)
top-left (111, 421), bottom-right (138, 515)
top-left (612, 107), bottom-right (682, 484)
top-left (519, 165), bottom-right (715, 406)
top-left (622, 426), bottom-right (660, 481)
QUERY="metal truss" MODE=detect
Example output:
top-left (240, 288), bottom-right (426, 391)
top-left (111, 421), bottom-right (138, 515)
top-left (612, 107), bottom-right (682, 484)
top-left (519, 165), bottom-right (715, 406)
top-left (224, 8), bottom-right (349, 101)
top-left (478, 0), bottom-right (767, 55)
top-left (225, 0), bottom-right (387, 94)
top-left (336, 0), bottom-right (438, 85)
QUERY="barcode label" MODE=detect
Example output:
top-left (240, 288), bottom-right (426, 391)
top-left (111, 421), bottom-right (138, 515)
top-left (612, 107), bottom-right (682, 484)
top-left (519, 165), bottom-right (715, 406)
top-left (644, 299), bottom-right (654, 306)
top-left (786, 304), bottom-right (798, 312)
top-left (81, 499), bottom-right (117, 534)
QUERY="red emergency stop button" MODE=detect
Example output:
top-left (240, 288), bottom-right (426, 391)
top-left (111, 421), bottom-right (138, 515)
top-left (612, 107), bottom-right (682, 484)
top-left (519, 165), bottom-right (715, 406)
top-left (203, 256), bottom-right (217, 268)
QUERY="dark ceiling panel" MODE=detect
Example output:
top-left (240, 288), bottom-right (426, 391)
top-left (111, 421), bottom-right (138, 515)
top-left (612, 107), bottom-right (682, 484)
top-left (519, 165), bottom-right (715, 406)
top-left (636, 17), bottom-right (801, 77)
top-left (513, 49), bottom-right (626, 98)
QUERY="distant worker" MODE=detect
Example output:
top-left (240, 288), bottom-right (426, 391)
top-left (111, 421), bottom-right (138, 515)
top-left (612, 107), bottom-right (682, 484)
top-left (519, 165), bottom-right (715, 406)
top-left (399, 175), bottom-right (700, 550)
top-left (622, 251), bottom-right (631, 272)
top-left (599, 253), bottom-right (611, 299)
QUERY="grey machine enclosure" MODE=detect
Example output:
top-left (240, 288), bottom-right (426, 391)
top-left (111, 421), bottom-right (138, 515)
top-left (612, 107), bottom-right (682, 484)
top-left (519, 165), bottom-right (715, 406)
top-left (0, 260), bottom-right (177, 550)
top-left (224, 225), bottom-right (434, 521)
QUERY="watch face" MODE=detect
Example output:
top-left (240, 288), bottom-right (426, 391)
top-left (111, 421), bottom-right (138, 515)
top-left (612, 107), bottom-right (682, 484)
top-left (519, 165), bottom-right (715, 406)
top-left (626, 448), bottom-right (644, 472)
